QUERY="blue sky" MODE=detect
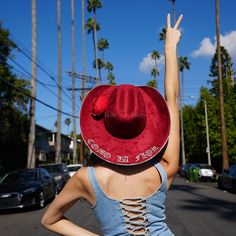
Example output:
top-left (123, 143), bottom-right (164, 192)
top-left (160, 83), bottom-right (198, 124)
top-left (1, 0), bottom-right (236, 134)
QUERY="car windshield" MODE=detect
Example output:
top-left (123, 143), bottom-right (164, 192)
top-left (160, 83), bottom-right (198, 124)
top-left (199, 164), bottom-right (212, 169)
top-left (68, 166), bottom-right (81, 171)
top-left (0, 170), bottom-right (38, 184)
top-left (41, 165), bottom-right (63, 173)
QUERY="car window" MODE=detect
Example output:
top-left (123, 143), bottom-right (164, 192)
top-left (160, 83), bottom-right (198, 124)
top-left (41, 165), bottom-right (63, 173)
top-left (0, 170), bottom-right (38, 184)
top-left (68, 166), bottom-right (81, 171)
top-left (62, 164), bottom-right (68, 172)
top-left (40, 168), bottom-right (52, 178)
top-left (229, 165), bottom-right (236, 177)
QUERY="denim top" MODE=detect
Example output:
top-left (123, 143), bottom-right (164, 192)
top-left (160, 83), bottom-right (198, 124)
top-left (87, 163), bottom-right (173, 236)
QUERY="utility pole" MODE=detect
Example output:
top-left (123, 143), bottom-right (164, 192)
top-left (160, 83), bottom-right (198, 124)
top-left (27, 0), bottom-right (37, 168)
top-left (215, 0), bottom-right (229, 171)
top-left (55, 0), bottom-right (62, 164)
top-left (71, 0), bottom-right (77, 164)
top-left (80, 0), bottom-right (86, 165)
top-left (202, 99), bottom-right (211, 166)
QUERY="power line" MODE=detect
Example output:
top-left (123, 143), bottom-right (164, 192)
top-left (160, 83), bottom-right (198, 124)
top-left (8, 57), bottom-right (80, 112)
top-left (0, 76), bottom-right (79, 118)
top-left (10, 36), bottom-right (76, 107)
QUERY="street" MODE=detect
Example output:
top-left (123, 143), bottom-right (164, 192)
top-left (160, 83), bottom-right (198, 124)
top-left (0, 177), bottom-right (235, 236)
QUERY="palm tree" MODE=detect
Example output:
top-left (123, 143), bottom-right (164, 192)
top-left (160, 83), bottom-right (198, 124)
top-left (85, 17), bottom-right (100, 83)
top-left (97, 38), bottom-right (109, 61)
top-left (215, 0), bottom-right (229, 171)
top-left (27, 0), bottom-right (37, 168)
top-left (159, 27), bottom-right (166, 42)
top-left (179, 56), bottom-right (191, 165)
top-left (169, 0), bottom-right (176, 24)
top-left (64, 118), bottom-right (71, 136)
top-left (87, 0), bottom-right (102, 84)
top-left (81, 0), bottom-right (86, 165)
top-left (150, 68), bottom-right (159, 88)
top-left (71, 0), bottom-right (77, 164)
top-left (93, 58), bottom-right (104, 82)
top-left (107, 72), bottom-right (116, 85)
top-left (160, 1), bottom-right (176, 43)
top-left (150, 50), bottom-right (160, 88)
top-left (146, 79), bottom-right (157, 88)
top-left (104, 61), bottom-right (116, 85)
top-left (55, 0), bottom-right (62, 164)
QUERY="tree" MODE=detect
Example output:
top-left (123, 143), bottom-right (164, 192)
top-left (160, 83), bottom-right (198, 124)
top-left (55, 0), bottom-right (62, 164)
top-left (209, 46), bottom-right (235, 100)
top-left (104, 61), bottom-right (116, 85)
top-left (93, 58), bottom-right (104, 82)
top-left (159, 27), bottom-right (166, 42)
top-left (150, 50), bottom-right (160, 88)
top-left (215, 0), bottom-right (229, 171)
top-left (87, 0), bottom-right (102, 84)
top-left (85, 17), bottom-right (100, 83)
top-left (146, 79), bottom-right (157, 88)
top-left (97, 38), bottom-right (109, 61)
top-left (81, 0), bottom-right (86, 165)
top-left (27, 0), bottom-right (37, 168)
top-left (71, 0), bottom-right (77, 164)
top-left (64, 118), bottom-right (71, 136)
top-left (169, 0), bottom-right (177, 24)
top-left (0, 23), bottom-right (30, 175)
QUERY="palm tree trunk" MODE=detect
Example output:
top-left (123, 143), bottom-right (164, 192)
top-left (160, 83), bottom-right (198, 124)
top-left (71, 0), bottom-right (77, 164)
top-left (27, 0), bottom-right (37, 168)
top-left (93, 13), bottom-right (99, 84)
top-left (215, 0), bottom-right (229, 171)
top-left (80, 0), bottom-right (86, 165)
top-left (56, 0), bottom-right (62, 163)
top-left (171, 0), bottom-right (176, 24)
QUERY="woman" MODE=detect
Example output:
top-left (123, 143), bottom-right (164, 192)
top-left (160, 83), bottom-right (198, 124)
top-left (41, 13), bottom-right (183, 236)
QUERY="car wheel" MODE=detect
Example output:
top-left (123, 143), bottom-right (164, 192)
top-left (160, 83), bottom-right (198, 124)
top-left (217, 178), bottom-right (223, 190)
top-left (38, 191), bottom-right (45, 208)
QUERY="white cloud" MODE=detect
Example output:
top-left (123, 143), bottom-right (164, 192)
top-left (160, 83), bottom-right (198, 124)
top-left (191, 38), bottom-right (215, 57)
top-left (139, 53), bottom-right (164, 74)
top-left (192, 31), bottom-right (236, 59)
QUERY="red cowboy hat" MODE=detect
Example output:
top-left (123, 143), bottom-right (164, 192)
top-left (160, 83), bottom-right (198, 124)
top-left (80, 84), bottom-right (170, 165)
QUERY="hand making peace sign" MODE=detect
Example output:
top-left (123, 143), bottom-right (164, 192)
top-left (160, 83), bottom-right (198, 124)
top-left (165, 13), bottom-right (183, 50)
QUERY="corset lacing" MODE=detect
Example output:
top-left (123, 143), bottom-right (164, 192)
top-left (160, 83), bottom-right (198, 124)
top-left (119, 197), bottom-right (149, 235)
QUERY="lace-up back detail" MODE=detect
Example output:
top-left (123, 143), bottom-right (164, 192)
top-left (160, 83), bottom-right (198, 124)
top-left (87, 163), bottom-right (173, 236)
top-left (119, 197), bottom-right (149, 235)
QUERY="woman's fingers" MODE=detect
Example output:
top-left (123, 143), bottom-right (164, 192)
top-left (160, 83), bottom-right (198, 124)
top-left (166, 13), bottom-right (171, 29)
top-left (173, 14), bottom-right (183, 29)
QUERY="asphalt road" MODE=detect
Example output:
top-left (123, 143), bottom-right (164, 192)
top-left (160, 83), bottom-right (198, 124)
top-left (166, 177), bottom-right (236, 236)
top-left (0, 177), bottom-right (235, 236)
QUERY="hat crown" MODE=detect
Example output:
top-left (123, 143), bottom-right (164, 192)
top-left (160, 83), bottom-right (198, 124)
top-left (104, 85), bottom-right (146, 139)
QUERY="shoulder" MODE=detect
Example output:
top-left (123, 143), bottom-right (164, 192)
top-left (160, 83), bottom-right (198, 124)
top-left (73, 167), bottom-right (95, 204)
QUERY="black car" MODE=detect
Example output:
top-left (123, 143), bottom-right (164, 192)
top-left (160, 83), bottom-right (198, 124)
top-left (0, 168), bottom-right (57, 210)
top-left (39, 163), bottom-right (70, 192)
top-left (218, 164), bottom-right (236, 193)
top-left (179, 163), bottom-right (192, 178)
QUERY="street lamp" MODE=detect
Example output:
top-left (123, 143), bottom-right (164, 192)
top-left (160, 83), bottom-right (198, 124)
top-left (201, 97), bottom-right (211, 166)
top-left (189, 96), bottom-right (211, 166)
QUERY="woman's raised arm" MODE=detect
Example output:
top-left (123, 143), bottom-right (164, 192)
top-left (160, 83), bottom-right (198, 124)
top-left (162, 14), bottom-right (183, 186)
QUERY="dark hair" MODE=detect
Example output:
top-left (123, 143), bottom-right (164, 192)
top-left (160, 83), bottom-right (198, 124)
top-left (86, 152), bottom-right (106, 166)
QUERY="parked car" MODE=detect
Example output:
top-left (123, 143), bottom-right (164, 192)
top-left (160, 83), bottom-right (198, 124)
top-left (0, 168), bottom-right (57, 210)
top-left (179, 163), bottom-right (192, 178)
top-left (186, 163), bottom-right (217, 182)
top-left (67, 164), bottom-right (82, 177)
top-left (217, 164), bottom-right (236, 193)
top-left (39, 163), bottom-right (70, 192)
